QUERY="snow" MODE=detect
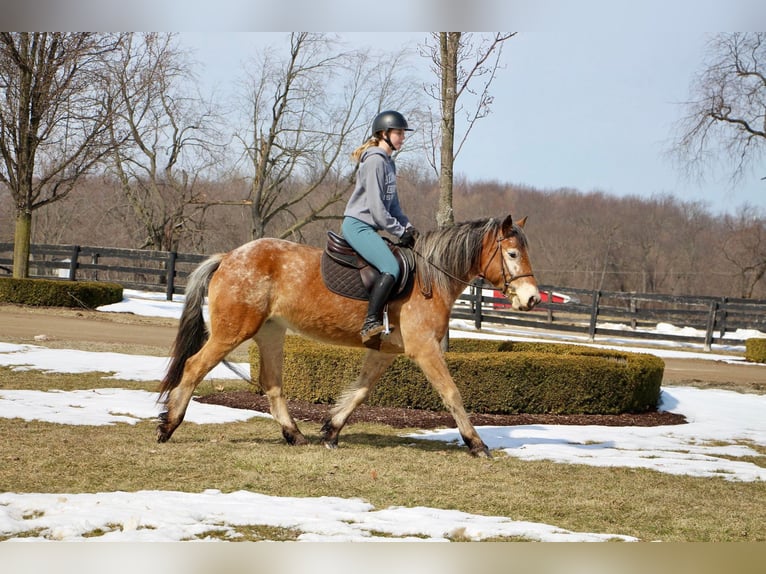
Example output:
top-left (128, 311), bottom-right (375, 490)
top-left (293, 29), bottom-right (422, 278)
top-left (0, 490), bottom-right (635, 542)
top-left (448, 318), bottom-right (762, 359)
top-left (410, 387), bottom-right (766, 482)
top-left (0, 387), bottom-right (266, 426)
top-left (97, 289), bottom-right (189, 319)
top-left (0, 289), bottom-right (764, 542)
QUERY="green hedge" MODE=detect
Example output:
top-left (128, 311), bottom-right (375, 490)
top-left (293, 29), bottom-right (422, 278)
top-left (0, 277), bottom-right (123, 308)
top-left (745, 338), bottom-right (766, 364)
top-left (248, 337), bottom-right (664, 415)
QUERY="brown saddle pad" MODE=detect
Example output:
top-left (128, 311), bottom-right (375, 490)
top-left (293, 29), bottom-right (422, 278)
top-left (321, 231), bottom-right (415, 301)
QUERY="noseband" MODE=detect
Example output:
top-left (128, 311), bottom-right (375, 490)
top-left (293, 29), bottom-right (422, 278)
top-left (479, 235), bottom-right (535, 297)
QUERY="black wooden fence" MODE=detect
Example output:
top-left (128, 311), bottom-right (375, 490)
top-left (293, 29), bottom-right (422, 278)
top-left (453, 281), bottom-right (766, 350)
top-left (2, 243), bottom-right (765, 350)
top-left (0, 243), bottom-right (205, 302)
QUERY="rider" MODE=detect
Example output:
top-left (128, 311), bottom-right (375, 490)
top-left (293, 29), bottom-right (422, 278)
top-left (342, 110), bottom-right (420, 346)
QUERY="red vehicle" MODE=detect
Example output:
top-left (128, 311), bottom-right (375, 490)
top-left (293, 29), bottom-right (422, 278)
top-left (491, 289), bottom-right (570, 309)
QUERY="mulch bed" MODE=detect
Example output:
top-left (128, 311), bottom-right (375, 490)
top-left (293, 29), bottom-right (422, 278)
top-left (196, 391), bottom-right (687, 429)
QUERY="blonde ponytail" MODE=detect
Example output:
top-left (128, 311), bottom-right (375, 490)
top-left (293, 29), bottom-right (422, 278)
top-left (351, 137), bottom-right (380, 163)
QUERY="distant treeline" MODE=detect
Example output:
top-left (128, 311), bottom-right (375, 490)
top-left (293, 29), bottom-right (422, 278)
top-left (1, 171), bottom-right (764, 299)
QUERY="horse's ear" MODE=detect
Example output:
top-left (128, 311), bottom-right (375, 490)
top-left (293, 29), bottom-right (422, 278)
top-left (516, 216), bottom-right (528, 229)
top-left (501, 214), bottom-right (514, 235)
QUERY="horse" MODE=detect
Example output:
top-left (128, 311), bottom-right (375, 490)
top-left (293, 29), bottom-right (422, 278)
top-left (157, 214), bottom-right (540, 457)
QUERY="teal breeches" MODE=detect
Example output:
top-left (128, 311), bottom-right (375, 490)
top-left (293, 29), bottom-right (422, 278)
top-left (341, 217), bottom-right (400, 279)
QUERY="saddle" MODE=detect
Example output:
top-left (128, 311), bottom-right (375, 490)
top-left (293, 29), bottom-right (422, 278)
top-left (321, 231), bottom-right (415, 301)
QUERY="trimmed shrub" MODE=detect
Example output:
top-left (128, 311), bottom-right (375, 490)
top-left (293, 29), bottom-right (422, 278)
top-left (0, 277), bottom-right (123, 308)
top-left (745, 338), bottom-right (766, 364)
top-left (249, 336), bottom-right (664, 415)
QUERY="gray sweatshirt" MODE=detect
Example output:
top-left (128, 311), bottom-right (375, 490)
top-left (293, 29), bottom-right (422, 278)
top-left (343, 147), bottom-right (410, 238)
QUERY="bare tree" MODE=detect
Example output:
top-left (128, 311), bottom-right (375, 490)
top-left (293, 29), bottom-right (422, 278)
top-left (237, 32), bottom-right (420, 240)
top-left (103, 33), bottom-right (224, 252)
top-left (673, 33), bottom-right (766, 185)
top-left (420, 32), bottom-right (516, 228)
top-left (721, 206), bottom-right (766, 298)
top-left (0, 32), bottom-right (122, 277)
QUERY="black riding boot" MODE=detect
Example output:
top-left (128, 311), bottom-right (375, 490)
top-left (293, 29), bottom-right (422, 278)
top-left (361, 273), bottom-right (397, 345)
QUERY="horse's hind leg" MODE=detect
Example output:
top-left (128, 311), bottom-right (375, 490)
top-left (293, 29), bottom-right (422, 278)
top-left (158, 337), bottom-right (238, 442)
top-left (254, 321), bottom-right (308, 446)
top-left (321, 350), bottom-right (396, 449)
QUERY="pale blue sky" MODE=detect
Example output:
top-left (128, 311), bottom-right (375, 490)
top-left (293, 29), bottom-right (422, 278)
top-left (182, 29), bottom-right (764, 216)
top-left (11, 0), bottom-right (763, 216)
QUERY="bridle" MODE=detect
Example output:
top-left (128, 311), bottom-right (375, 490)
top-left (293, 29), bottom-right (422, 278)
top-left (412, 229), bottom-right (534, 298)
top-left (478, 234), bottom-right (535, 297)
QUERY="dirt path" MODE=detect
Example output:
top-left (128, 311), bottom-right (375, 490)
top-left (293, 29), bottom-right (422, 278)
top-left (1, 303), bottom-right (764, 392)
top-left (1, 305), bottom-right (178, 348)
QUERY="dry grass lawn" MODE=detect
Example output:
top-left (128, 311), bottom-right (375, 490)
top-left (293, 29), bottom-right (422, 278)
top-left (1, 365), bottom-right (764, 542)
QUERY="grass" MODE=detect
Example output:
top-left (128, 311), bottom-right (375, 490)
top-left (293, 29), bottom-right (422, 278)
top-left (2, 310), bottom-right (765, 543)
top-left (1, 364), bottom-right (765, 542)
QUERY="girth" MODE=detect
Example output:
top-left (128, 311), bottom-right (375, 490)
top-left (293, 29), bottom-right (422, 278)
top-left (321, 231), bottom-right (415, 301)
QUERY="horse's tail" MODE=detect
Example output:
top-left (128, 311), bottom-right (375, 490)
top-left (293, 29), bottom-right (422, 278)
top-left (158, 253), bottom-right (224, 401)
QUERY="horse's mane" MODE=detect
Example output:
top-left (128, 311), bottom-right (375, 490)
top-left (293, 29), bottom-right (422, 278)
top-left (416, 217), bottom-right (526, 298)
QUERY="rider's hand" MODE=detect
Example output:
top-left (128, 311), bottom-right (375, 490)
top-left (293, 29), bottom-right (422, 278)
top-left (399, 227), bottom-right (419, 248)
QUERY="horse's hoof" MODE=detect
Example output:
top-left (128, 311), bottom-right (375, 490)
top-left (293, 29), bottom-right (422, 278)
top-left (320, 420), bottom-right (341, 447)
top-left (156, 412), bottom-right (172, 443)
top-left (282, 429), bottom-right (309, 446)
top-left (156, 427), bottom-right (170, 443)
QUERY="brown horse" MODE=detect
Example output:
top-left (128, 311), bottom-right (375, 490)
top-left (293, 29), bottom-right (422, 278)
top-left (157, 214), bottom-right (540, 457)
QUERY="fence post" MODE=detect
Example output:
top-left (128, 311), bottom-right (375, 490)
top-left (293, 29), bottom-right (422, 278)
top-left (703, 300), bottom-right (718, 352)
top-left (629, 297), bottom-right (637, 330)
top-left (718, 297), bottom-right (728, 339)
top-left (165, 251), bottom-right (177, 301)
top-left (546, 290), bottom-right (554, 323)
top-left (67, 245), bottom-right (80, 281)
top-left (91, 252), bottom-right (99, 281)
top-left (473, 278), bottom-right (483, 330)
top-left (588, 290), bottom-right (601, 341)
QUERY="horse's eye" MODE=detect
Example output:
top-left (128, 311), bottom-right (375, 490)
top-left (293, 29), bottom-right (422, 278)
top-left (507, 250), bottom-right (518, 259)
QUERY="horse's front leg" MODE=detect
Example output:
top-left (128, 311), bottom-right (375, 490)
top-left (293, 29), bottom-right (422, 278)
top-left (321, 350), bottom-right (396, 449)
top-left (412, 343), bottom-right (491, 458)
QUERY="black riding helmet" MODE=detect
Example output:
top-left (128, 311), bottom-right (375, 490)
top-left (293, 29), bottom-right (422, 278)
top-left (371, 110), bottom-right (413, 136)
top-left (371, 110), bottom-right (412, 152)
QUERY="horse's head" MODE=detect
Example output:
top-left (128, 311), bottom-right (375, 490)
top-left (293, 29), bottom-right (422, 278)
top-left (480, 214), bottom-right (540, 311)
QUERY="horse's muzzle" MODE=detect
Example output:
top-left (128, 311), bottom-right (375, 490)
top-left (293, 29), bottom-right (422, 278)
top-left (509, 285), bottom-right (541, 311)
top-left (525, 293), bottom-right (541, 310)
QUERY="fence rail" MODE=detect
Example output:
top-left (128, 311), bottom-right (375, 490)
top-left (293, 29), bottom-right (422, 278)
top-left (454, 281), bottom-right (766, 350)
top-left (2, 243), bottom-right (765, 351)
top-left (0, 243), bottom-right (205, 301)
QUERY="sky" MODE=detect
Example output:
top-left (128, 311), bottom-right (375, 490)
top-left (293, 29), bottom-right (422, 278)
top-left (178, 27), bottom-right (765, 217)
top-left (0, 289), bottom-right (765, 542)
top-left (3, 3), bottom-right (763, 223)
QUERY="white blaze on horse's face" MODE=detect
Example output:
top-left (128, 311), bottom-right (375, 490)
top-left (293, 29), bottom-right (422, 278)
top-left (498, 215), bottom-right (540, 312)
top-left (502, 245), bottom-right (540, 311)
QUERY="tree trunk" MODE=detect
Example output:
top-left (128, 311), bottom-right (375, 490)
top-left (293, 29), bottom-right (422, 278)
top-left (436, 32), bottom-right (459, 230)
top-left (13, 210), bottom-right (32, 278)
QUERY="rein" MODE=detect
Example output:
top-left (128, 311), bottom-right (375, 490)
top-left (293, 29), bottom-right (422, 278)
top-left (412, 249), bottom-right (475, 297)
top-left (413, 232), bottom-right (534, 298)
